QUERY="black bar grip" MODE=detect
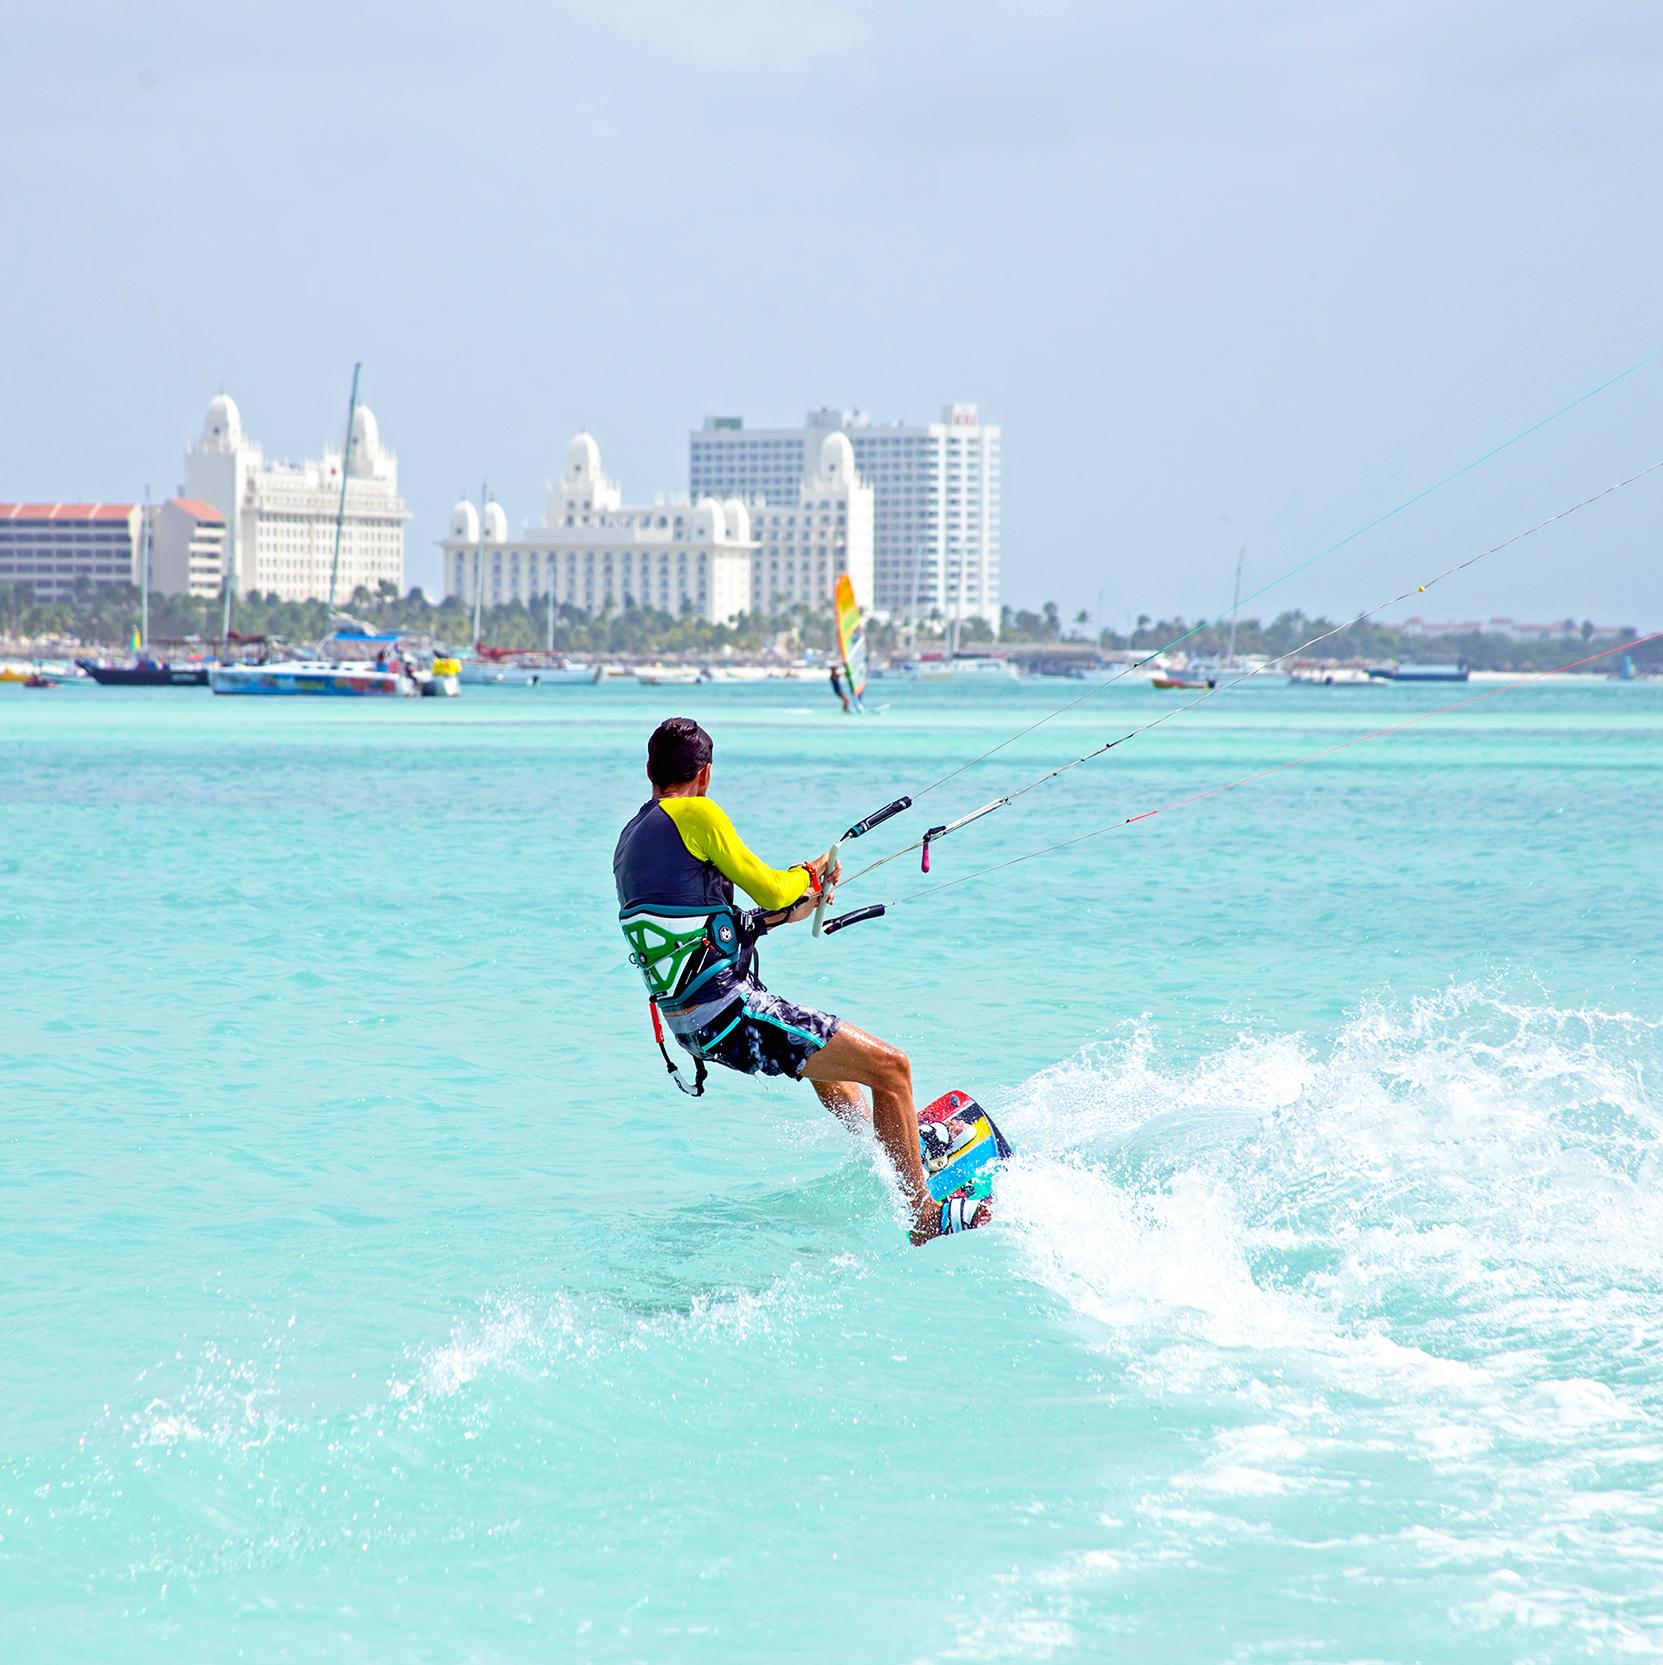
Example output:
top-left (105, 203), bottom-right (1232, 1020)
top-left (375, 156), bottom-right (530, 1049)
top-left (842, 797), bottom-right (912, 840)
top-left (822, 904), bottom-right (886, 935)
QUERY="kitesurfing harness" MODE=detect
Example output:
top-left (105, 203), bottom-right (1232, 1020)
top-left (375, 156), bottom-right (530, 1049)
top-left (621, 875), bottom-right (822, 1096)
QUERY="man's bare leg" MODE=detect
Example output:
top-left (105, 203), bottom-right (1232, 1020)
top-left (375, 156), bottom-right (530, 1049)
top-left (811, 1079), bottom-right (870, 1133)
top-left (802, 1022), bottom-right (937, 1242)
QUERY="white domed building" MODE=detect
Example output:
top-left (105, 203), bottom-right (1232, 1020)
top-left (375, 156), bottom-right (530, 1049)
top-left (740, 427), bottom-right (875, 618)
top-left (181, 390), bottom-right (409, 602)
top-left (441, 432), bottom-right (756, 627)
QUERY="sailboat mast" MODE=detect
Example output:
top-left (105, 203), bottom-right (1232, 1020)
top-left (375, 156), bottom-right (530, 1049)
top-left (472, 479), bottom-right (486, 648)
top-left (1225, 545), bottom-right (1245, 667)
top-left (950, 544), bottom-right (964, 659)
top-left (325, 362), bottom-right (362, 612)
top-left (907, 541), bottom-right (924, 652)
top-left (220, 454), bottom-right (238, 649)
top-left (140, 485), bottom-right (151, 653)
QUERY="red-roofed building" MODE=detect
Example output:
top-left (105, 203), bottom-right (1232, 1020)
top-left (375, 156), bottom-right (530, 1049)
top-left (0, 503), bottom-right (142, 600)
top-left (152, 497), bottom-right (229, 598)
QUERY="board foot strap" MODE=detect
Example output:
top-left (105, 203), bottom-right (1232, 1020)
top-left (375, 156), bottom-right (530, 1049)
top-left (938, 1194), bottom-right (991, 1234)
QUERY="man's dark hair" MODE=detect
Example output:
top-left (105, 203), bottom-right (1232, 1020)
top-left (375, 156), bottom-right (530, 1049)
top-left (647, 717), bottom-right (713, 787)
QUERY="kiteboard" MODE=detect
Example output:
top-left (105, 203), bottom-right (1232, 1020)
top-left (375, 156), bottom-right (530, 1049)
top-left (919, 1088), bottom-right (1012, 1235)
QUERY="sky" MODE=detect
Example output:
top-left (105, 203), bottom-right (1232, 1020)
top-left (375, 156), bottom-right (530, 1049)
top-left (4, 0), bottom-right (1661, 629)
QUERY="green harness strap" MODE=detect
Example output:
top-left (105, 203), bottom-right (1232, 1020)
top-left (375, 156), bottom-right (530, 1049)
top-left (621, 913), bottom-right (713, 1001)
top-left (621, 905), bottom-right (744, 1099)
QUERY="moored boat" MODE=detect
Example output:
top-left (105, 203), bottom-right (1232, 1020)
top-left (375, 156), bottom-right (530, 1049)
top-left (210, 659), bottom-right (412, 697)
top-left (894, 654), bottom-right (1020, 683)
top-left (1366, 662), bottom-right (1471, 682)
top-left (1288, 662), bottom-right (1375, 686)
top-left (634, 664), bottom-right (708, 686)
top-left (211, 629), bottom-right (427, 697)
top-left (460, 651), bottom-right (599, 686)
top-left (76, 656), bottom-right (211, 687)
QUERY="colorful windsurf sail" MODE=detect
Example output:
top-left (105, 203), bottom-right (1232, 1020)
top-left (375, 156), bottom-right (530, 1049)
top-left (833, 574), bottom-right (868, 711)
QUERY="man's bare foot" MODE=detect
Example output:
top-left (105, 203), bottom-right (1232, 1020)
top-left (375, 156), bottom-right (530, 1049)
top-left (908, 1199), bottom-right (941, 1245)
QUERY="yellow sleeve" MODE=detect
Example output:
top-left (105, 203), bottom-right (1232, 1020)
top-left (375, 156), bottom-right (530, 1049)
top-left (661, 797), bottom-right (810, 910)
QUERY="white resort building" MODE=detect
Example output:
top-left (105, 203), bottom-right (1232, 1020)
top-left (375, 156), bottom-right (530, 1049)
top-left (440, 434), bottom-right (754, 627)
top-left (690, 404), bottom-right (1001, 628)
top-left (742, 430), bottom-right (873, 618)
top-left (180, 393), bottom-right (409, 602)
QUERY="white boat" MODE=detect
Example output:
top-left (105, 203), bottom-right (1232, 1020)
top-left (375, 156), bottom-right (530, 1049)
top-left (898, 655), bottom-right (1020, 683)
top-left (705, 665), bottom-right (776, 683)
top-left (460, 655), bottom-right (599, 687)
top-left (1287, 663), bottom-right (1375, 686)
top-left (211, 629), bottom-right (431, 697)
top-left (211, 659), bottom-right (414, 697)
top-left (422, 656), bottom-right (462, 698)
top-left (634, 665), bottom-right (708, 686)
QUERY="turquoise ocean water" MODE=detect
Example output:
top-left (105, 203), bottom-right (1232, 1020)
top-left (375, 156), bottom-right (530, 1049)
top-left (3, 676), bottom-right (1661, 1661)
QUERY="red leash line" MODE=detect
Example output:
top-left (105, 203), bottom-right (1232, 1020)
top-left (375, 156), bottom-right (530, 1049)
top-left (893, 633), bottom-right (1660, 905)
top-left (1124, 633), bottom-right (1662, 828)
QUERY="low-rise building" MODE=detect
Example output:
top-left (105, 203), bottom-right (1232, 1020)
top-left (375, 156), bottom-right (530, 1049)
top-left (0, 503), bottom-right (141, 601)
top-left (150, 498), bottom-right (229, 598)
top-left (440, 433), bottom-right (755, 627)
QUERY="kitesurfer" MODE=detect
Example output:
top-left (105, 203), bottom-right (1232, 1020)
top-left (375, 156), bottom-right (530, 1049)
top-left (615, 717), bottom-right (940, 1240)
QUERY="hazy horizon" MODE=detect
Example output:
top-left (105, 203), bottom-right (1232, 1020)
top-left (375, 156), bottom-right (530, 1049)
top-left (4, 1), bottom-right (1661, 629)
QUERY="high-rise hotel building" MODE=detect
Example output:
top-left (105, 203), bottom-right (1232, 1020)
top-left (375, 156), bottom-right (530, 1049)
top-left (689, 404), bottom-right (1000, 628)
top-left (182, 393), bottom-right (408, 602)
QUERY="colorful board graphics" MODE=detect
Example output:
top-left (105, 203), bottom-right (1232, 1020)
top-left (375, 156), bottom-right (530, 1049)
top-left (833, 574), bottom-right (868, 706)
top-left (918, 1088), bottom-right (1012, 1231)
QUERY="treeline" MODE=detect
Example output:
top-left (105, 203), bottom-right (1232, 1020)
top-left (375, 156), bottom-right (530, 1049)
top-left (1000, 603), bottom-right (1658, 673)
top-left (2, 579), bottom-right (1651, 673)
top-left (0, 579), bottom-right (848, 658)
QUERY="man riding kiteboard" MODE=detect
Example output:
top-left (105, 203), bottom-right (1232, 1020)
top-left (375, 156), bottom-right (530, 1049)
top-left (614, 717), bottom-right (952, 1242)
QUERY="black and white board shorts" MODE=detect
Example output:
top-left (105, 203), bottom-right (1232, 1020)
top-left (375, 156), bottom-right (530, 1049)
top-left (682, 984), bottom-right (841, 1080)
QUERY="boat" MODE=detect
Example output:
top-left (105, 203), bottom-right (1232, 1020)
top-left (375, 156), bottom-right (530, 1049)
top-left (1154, 549), bottom-right (1259, 691)
top-left (634, 664), bottom-right (708, 686)
top-left (1288, 662), bottom-right (1375, 686)
top-left (1366, 662), bottom-right (1470, 682)
top-left (23, 672), bottom-right (57, 688)
top-left (460, 651), bottom-right (599, 686)
top-left (705, 664), bottom-right (777, 683)
top-left (897, 654), bottom-right (1020, 683)
top-left (210, 657), bottom-right (413, 697)
top-left (210, 630), bottom-right (425, 697)
top-left (426, 656), bottom-right (462, 698)
top-left (78, 498), bottom-right (213, 686)
top-left (77, 656), bottom-right (211, 687)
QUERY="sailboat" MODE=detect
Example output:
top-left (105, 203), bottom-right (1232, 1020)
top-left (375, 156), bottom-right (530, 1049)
top-left (1154, 547), bottom-right (1269, 690)
top-left (894, 546), bottom-right (1018, 681)
top-left (77, 490), bottom-right (211, 686)
top-left (211, 368), bottom-right (424, 697)
top-left (457, 489), bottom-right (597, 686)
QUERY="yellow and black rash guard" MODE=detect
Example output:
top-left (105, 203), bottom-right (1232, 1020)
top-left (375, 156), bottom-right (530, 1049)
top-left (614, 797), bottom-right (808, 918)
top-left (614, 797), bottom-right (811, 1017)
